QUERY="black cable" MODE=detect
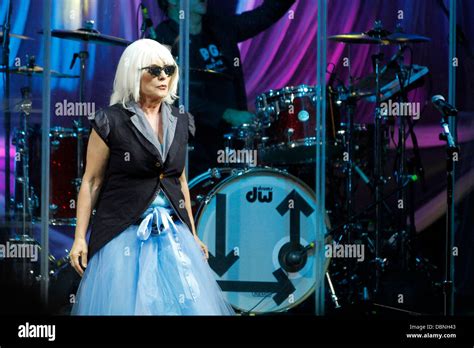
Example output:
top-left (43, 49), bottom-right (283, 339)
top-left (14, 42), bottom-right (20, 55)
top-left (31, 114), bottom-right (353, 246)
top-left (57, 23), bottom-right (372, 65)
top-left (329, 176), bottom-right (415, 235)
top-left (403, 45), bottom-right (427, 189)
top-left (391, 44), bottom-right (414, 176)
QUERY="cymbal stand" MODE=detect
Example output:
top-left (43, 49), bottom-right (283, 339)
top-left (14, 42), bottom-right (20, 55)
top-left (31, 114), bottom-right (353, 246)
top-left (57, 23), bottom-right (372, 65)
top-left (14, 86), bottom-right (35, 237)
top-left (70, 50), bottom-right (88, 191)
top-left (343, 88), bottom-right (357, 243)
top-left (371, 21), bottom-right (387, 295)
top-left (393, 45), bottom-right (411, 271)
top-left (11, 84), bottom-right (37, 285)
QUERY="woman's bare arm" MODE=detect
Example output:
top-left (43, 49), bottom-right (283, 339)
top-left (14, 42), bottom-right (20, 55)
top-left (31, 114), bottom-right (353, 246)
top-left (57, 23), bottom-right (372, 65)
top-left (70, 129), bottom-right (110, 275)
top-left (180, 169), bottom-right (209, 259)
top-left (179, 169), bottom-right (197, 236)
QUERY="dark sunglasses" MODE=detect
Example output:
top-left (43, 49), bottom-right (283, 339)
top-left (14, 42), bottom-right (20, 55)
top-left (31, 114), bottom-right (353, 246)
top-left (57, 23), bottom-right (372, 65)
top-left (140, 64), bottom-right (176, 77)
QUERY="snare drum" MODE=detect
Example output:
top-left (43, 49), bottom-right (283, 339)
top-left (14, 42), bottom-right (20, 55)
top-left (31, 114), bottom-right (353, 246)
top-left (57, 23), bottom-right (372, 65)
top-left (26, 126), bottom-right (88, 225)
top-left (189, 167), bottom-right (330, 314)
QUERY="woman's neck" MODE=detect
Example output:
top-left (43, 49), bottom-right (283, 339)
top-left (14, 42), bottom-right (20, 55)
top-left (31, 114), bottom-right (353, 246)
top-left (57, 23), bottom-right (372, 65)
top-left (139, 97), bottom-right (162, 116)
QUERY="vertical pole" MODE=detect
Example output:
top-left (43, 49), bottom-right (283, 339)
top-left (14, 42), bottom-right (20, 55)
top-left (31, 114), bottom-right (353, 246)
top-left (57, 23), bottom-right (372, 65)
top-left (373, 48), bottom-right (383, 294)
top-left (315, 0), bottom-right (327, 316)
top-left (446, 0), bottom-right (456, 316)
top-left (2, 0), bottom-right (12, 222)
top-left (40, 0), bottom-right (52, 307)
top-left (179, 0), bottom-right (190, 177)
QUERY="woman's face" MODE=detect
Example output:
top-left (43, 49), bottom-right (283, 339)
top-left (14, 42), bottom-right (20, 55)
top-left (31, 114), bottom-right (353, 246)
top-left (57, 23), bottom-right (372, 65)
top-left (139, 61), bottom-right (173, 102)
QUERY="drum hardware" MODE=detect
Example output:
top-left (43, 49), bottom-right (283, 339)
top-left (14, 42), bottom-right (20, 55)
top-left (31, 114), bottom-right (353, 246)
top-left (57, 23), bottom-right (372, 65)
top-left (340, 79), bottom-right (358, 244)
top-left (329, 173), bottom-right (418, 243)
top-left (327, 21), bottom-right (432, 306)
top-left (69, 41), bottom-right (89, 193)
top-left (286, 128), bottom-right (294, 143)
top-left (12, 83), bottom-right (35, 239)
top-left (0, 31), bottom-right (34, 41)
top-left (0, 64), bottom-right (80, 78)
top-left (326, 272), bottom-right (341, 309)
top-left (330, 21), bottom-right (428, 295)
top-left (3, 51), bottom-right (82, 228)
top-left (38, 23), bottom-right (131, 47)
top-left (279, 241), bottom-right (314, 273)
top-left (354, 62), bottom-right (429, 103)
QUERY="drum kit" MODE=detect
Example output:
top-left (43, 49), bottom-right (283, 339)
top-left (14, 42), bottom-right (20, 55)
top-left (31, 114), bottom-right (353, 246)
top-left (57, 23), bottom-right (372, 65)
top-left (1, 21), bottom-right (131, 301)
top-left (2, 17), bottom-right (434, 314)
top-left (190, 22), bottom-right (433, 314)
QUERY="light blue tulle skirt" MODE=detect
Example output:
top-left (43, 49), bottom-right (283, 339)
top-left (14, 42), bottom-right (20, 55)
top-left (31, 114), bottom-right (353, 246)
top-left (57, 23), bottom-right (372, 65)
top-left (71, 192), bottom-right (235, 315)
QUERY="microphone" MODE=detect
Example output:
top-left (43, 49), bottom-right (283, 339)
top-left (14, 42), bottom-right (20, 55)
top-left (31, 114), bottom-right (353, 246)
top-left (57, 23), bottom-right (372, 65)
top-left (432, 95), bottom-right (457, 148)
top-left (431, 95), bottom-right (458, 117)
top-left (140, 3), bottom-right (157, 40)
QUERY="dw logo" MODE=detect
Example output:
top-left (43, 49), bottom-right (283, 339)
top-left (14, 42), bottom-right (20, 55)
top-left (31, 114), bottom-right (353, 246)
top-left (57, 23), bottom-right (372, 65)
top-left (246, 187), bottom-right (273, 203)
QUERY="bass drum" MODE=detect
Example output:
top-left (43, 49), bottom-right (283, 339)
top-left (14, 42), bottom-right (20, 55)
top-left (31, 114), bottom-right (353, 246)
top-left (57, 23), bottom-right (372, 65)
top-left (189, 167), bottom-right (329, 314)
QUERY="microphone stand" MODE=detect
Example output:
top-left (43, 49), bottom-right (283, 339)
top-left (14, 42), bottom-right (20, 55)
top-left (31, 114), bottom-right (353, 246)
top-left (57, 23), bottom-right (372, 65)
top-left (439, 115), bottom-right (458, 316)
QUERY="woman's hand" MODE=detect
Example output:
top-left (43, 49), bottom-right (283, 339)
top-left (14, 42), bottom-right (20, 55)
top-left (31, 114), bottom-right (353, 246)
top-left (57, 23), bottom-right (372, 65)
top-left (194, 235), bottom-right (209, 260)
top-left (70, 237), bottom-right (88, 276)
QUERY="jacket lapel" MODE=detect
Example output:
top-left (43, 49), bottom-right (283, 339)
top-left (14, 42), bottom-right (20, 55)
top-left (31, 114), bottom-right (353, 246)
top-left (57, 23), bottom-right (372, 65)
top-left (125, 112), bottom-right (163, 162)
top-left (122, 102), bottom-right (181, 166)
top-left (163, 103), bottom-right (178, 161)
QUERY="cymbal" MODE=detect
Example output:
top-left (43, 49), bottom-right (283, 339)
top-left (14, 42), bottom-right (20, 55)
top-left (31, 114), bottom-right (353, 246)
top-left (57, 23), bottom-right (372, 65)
top-left (385, 32), bottom-right (431, 43)
top-left (38, 29), bottom-right (130, 47)
top-left (329, 30), bottom-right (430, 45)
top-left (0, 65), bottom-right (79, 78)
top-left (328, 32), bottom-right (389, 45)
top-left (0, 31), bottom-right (34, 40)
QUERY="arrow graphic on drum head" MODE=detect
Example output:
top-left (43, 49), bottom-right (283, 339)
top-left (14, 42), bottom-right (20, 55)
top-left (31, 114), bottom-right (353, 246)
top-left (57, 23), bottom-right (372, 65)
top-left (276, 190), bottom-right (315, 245)
top-left (217, 268), bottom-right (296, 306)
top-left (208, 193), bottom-right (239, 276)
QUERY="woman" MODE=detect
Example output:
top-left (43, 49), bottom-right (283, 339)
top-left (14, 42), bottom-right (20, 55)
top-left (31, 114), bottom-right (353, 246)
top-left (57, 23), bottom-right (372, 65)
top-left (69, 39), bottom-right (234, 315)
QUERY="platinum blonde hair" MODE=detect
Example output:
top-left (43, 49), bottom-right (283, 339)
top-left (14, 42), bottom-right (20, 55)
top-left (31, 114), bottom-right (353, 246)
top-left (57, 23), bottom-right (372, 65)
top-left (110, 39), bottom-right (179, 106)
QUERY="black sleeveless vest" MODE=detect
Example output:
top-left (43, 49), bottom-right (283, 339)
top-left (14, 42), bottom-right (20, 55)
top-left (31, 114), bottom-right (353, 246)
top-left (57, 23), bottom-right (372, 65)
top-left (87, 103), bottom-right (194, 259)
